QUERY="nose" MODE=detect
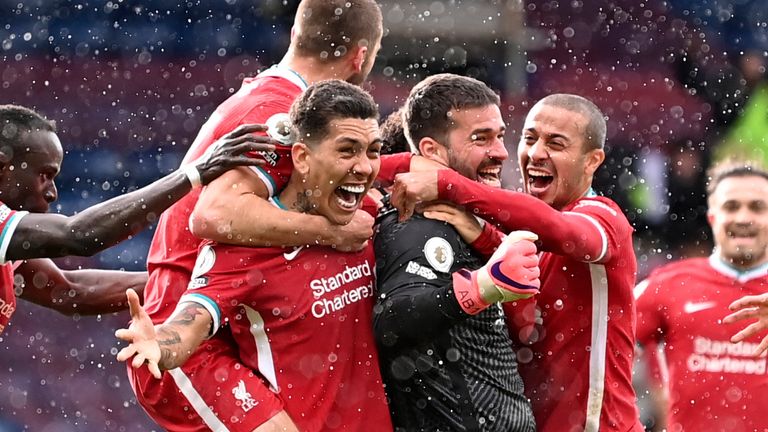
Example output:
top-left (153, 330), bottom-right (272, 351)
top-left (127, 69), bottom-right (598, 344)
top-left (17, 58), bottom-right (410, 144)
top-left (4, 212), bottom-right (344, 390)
top-left (351, 154), bottom-right (374, 177)
top-left (527, 139), bottom-right (548, 161)
top-left (488, 138), bottom-right (509, 161)
top-left (44, 181), bottom-right (57, 203)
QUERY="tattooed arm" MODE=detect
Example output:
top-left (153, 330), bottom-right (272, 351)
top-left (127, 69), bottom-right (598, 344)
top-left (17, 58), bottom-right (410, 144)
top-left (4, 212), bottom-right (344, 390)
top-left (115, 289), bottom-right (212, 377)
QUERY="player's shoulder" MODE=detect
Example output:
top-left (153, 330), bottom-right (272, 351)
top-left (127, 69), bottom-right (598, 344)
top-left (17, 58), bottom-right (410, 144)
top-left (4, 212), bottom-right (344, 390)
top-left (570, 195), bottom-right (623, 216)
top-left (376, 210), bottom-right (459, 248)
top-left (641, 257), bottom-right (711, 292)
top-left (569, 194), bottom-right (632, 232)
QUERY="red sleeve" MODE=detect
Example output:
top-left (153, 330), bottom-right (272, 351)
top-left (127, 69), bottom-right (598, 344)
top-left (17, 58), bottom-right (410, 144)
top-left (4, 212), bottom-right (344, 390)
top-left (634, 275), bottom-right (667, 347)
top-left (469, 221), bottom-right (504, 260)
top-left (437, 169), bottom-right (608, 262)
top-left (377, 152), bottom-right (412, 185)
top-left (360, 195), bottom-right (379, 218)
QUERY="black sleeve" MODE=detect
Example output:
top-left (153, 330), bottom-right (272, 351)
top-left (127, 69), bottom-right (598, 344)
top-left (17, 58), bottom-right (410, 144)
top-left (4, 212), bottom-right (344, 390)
top-left (373, 212), bottom-right (477, 351)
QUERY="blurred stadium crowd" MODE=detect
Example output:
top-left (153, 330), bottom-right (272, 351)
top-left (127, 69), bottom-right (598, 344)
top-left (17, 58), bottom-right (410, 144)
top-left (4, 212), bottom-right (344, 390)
top-left (0, 0), bottom-right (766, 430)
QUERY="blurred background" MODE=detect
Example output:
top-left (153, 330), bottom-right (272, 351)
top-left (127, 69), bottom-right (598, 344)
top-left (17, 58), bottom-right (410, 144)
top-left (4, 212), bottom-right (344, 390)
top-left (0, 0), bottom-right (766, 430)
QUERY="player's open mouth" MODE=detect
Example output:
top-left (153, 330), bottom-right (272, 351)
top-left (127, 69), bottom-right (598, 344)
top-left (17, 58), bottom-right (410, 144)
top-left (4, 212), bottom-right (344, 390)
top-left (478, 166), bottom-right (502, 186)
top-left (728, 230), bottom-right (757, 239)
top-left (527, 168), bottom-right (554, 193)
top-left (335, 184), bottom-right (365, 210)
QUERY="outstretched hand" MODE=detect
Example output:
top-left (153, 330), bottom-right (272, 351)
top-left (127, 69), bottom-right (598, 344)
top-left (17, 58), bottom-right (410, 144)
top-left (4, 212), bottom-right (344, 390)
top-left (192, 123), bottom-right (279, 186)
top-left (115, 289), bottom-right (163, 379)
top-left (723, 293), bottom-right (768, 356)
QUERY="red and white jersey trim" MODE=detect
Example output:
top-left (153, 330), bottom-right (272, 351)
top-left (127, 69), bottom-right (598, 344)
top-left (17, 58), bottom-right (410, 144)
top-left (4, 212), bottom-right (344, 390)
top-left (241, 305), bottom-right (279, 392)
top-left (585, 263), bottom-right (609, 431)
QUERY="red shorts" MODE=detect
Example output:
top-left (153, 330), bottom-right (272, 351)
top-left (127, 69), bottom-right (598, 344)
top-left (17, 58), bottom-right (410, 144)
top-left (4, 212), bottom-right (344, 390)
top-left (127, 332), bottom-right (283, 431)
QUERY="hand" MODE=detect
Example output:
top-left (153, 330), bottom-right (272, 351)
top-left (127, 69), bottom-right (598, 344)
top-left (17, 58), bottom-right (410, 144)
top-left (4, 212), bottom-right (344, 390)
top-left (452, 231), bottom-right (540, 315)
top-left (723, 293), bottom-right (768, 356)
top-left (326, 210), bottom-right (374, 252)
top-left (423, 203), bottom-right (482, 244)
top-left (115, 289), bottom-right (163, 379)
top-left (478, 230), bottom-right (541, 302)
top-left (191, 124), bottom-right (278, 186)
top-left (390, 171), bottom-right (439, 221)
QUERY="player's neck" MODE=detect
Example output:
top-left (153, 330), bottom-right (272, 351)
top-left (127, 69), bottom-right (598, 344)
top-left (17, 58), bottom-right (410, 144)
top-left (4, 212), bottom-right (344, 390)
top-left (277, 182), bottom-right (310, 214)
top-left (279, 52), bottom-right (352, 85)
top-left (714, 251), bottom-right (768, 273)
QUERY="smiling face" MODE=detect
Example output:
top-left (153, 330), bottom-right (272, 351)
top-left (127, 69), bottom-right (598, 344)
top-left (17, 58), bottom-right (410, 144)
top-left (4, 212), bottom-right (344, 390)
top-left (708, 175), bottom-right (768, 269)
top-left (442, 104), bottom-right (508, 188)
top-left (295, 117), bottom-right (381, 225)
top-left (0, 130), bottom-right (63, 213)
top-left (518, 103), bottom-right (604, 210)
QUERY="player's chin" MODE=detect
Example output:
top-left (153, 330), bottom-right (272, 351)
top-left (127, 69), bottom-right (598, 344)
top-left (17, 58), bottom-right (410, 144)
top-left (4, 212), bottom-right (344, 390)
top-left (328, 200), bottom-right (360, 225)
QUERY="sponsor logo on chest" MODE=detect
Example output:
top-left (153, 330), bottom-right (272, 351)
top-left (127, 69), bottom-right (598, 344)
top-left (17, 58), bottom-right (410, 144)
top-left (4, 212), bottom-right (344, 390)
top-left (309, 261), bottom-right (374, 319)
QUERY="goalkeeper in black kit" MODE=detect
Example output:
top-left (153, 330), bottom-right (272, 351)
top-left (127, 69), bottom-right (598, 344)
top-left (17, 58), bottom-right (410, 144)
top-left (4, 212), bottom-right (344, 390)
top-left (373, 74), bottom-right (538, 431)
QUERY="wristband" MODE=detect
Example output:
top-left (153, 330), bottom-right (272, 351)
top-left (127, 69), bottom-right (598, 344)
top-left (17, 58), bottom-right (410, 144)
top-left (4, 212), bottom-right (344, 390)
top-left (183, 165), bottom-right (202, 188)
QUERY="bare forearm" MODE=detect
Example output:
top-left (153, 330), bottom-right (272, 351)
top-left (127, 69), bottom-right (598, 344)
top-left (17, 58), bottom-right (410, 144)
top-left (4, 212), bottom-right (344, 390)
top-left (155, 302), bottom-right (211, 370)
top-left (59, 269), bottom-right (147, 315)
top-left (9, 172), bottom-right (191, 260)
top-left (193, 192), bottom-right (338, 247)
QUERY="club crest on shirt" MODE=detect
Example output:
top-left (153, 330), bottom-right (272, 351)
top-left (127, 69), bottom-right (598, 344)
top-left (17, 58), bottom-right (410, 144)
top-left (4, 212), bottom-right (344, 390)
top-left (189, 245), bottom-right (216, 289)
top-left (265, 112), bottom-right (296, 146)
top-left (423, 237), bottom-right (454, 273)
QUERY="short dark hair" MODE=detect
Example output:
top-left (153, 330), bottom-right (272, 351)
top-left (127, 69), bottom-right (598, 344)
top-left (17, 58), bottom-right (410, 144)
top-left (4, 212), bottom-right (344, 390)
top-left (536, 94), bottom-right (606, 151)
top-left (706, 160), bottom-right (768, 197)
top-left (290, 79), bottom-right (379, 146)
top-left (293, 0), bottom-right (383, 62)
top-left (0, 104), bottom-right (56, 157)
top-left (380, 108), bottom-right (410, 155)
top-left (404, 73), bottom-right (500, 154)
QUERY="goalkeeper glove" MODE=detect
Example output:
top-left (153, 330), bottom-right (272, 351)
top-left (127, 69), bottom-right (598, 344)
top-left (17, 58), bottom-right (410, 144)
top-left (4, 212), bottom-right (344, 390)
top-left (453, 230), bottom-right (540, 315)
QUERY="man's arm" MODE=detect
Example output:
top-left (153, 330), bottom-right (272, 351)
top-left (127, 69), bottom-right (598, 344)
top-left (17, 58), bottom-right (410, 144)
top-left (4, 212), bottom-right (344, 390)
top-left (189, 153), bottom-right (416, 251)
top-left (116, 289), bottom-right (212, 375)
top-left (190, 167), bottom-right (373, 251)
top-left (7, 125), bottom-right (275, 260)
top-left (391, 169), bottom-right (609, 262)
top-left (15, 259), bottom-right (146, 315)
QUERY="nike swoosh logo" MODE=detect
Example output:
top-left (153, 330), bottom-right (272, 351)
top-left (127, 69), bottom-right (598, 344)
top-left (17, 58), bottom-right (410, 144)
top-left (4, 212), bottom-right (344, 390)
top-left (283, 246), bottom-right (304, 261)
top-left (683, 301), bottom-right (717, 314)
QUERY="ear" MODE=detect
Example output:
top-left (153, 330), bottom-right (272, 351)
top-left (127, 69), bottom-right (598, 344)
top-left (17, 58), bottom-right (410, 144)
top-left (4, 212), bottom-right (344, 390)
top-left (584, 148), bottom-right (605, 177)
top-left (418, 137), bottom-right (449, 166)
top-left (706, 208), bottom-right (715, 226)
top-left (351, 45), bottom-right (368, 73)
top-left (291, 142), bottom-right (311, 176)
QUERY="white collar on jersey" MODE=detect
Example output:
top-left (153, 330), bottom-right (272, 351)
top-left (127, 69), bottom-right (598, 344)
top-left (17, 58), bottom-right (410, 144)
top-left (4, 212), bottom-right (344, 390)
top-left (708, 253), bottom-right (768, 283)
top-left (257, 65), bottom-right (309, 91)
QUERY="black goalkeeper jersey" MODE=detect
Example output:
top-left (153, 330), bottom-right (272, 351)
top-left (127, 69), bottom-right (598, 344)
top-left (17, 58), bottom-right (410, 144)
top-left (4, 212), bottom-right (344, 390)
top-left (373, 208), bottom-right (535, 432)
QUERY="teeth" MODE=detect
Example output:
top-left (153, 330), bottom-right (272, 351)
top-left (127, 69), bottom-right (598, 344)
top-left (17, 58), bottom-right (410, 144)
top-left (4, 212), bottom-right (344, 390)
top-left (336, 196), bottom-right (357, 209)
top-left (339, 184), bottom-right (365, 193)
top-left (528, 169), bottom-right (551, 177)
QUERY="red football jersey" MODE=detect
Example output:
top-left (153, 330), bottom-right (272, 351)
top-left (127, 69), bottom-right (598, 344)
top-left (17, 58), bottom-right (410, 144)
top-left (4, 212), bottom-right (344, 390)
top-left (0, 201), bottom-right (27, 335)
top-left (179, 236), bottom-right (392, 431)
top-left (636, 256), bottom-right (768, 432)
top-left (143, 66), bottom-right (307, 324)
top-left (506, 195), bottom-right (641, 432)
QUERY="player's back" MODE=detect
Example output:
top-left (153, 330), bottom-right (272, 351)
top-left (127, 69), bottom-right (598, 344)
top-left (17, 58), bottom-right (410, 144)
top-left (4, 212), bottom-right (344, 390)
top-left (143, 68), bottom-right (305, 324)
top-left (637, 256), bottom-right (768, 432)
